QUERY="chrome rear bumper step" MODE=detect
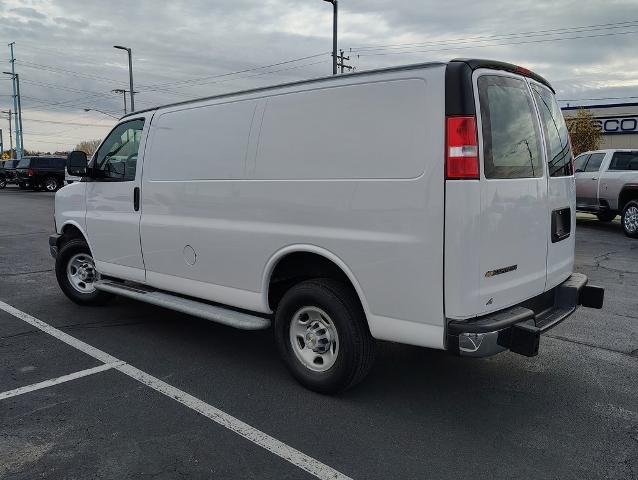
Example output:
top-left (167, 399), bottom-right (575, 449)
top-left (94, 280), bottom-right (271, 331)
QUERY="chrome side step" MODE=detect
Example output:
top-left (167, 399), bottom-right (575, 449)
top-left (94, 280), bottom-right (271, 331)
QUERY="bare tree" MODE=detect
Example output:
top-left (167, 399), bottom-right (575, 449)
top-left (74, 139), bottom-right (102, 156)
top-left (566, 108), bottom-right (602, 156)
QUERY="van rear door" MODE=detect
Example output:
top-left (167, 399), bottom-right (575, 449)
top-left (529, 82), bottom-right (576, 290)
top-left (474, 71), bottom-right (549, 314)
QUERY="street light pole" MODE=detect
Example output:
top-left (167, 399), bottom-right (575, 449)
top-left (322, 0), bottom-right (338, 75)
top-left (114, 45), bottom-right (135, 112)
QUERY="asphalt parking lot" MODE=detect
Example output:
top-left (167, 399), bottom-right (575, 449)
top-left (1, 185), bottom-right (637, 480)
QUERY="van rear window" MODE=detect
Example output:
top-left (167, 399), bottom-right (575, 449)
top-left (478, 75), bottom-right (543, 179)
top-left (532, 85), bottom-right (573, 177)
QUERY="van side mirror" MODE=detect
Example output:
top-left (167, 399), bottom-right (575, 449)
top-left (67, 150), bottom-right (88, 176)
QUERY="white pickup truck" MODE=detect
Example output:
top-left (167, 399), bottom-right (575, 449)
top-left (50, 58), bottom-right (604, 393)
top-left (575, 149), bottom-right (638, 237)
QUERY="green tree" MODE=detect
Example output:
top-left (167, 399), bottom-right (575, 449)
top-left (566, 108), bottom-right (602, 156)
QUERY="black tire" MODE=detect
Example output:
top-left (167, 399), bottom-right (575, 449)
top-left (55, 238), bottom-right (114, 306)
top-left (621, 200), bottom-right (638, 238)
top-left (18, 182), bottom-right (26, 190)
top-left (0, 176), bottom-right (6, 189)
top-left (596, 211), bottom-right (616, 222)
top-left (44, 176), bottom-right (60, 192)
top-left (274, 278), bottom-right (375, 394)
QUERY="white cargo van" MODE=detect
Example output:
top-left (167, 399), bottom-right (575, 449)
top-left (50, 59), bottom-right (604, 393)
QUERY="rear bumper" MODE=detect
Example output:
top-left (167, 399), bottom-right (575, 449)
top-left (446, 273), bottom-right (604, 357)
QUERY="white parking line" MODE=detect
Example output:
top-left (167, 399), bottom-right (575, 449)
top-left (0, 362), bottom-right (123, 400)
top-left (0, 300), bottom-right (351, 480)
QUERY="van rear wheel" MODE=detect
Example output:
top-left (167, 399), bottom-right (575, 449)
top-left (55, 238), bottom-right (114, 305)
top-left (274, 279), bottom-right (375, 394)
top-left (621, 200), bottom-right (638, 238)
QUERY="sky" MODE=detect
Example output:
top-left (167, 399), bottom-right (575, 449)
top-left (1, 0), bottom-right (638, 152)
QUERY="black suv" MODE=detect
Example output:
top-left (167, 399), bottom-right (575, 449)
top-left (16, 156), bottom-right (66, 192)
top-left (0, 159), bottom-right (20, 189)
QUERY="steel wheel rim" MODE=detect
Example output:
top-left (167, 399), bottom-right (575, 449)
top-left (45, 178), bottom-right (57, 191)
top-left (625, 206), bottom-right (638, 233)
top-left (289, 306), bottom-right (339, 372)
top-left (66, 253), bottom-right (98, 294)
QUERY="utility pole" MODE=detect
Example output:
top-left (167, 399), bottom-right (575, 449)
top-left (337, 49), bottom-right (353, 74)
top-left (8, 42), bottom-right (22, 159)
top-left (0, 129), bottom-right (3, 157)
top-left (112, 89), bottom-right (128, 114)
top-left (1, 110), bottom-right (13, 159)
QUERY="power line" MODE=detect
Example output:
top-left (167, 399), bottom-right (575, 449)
top-left (139, 52), bottom-right (330, 89)
top-left (22, 118), bottom-right (113, 127)
top-left (16, 60), bottom-right (126, 86)
top-left (350, 19), bottom-right (638, 52)
top-left (20, 78), bottom-right (118, 97)
top-left (352, 28), bottom-right (638, 57)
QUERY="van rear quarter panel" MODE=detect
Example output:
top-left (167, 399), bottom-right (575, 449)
top-left (140, 66), bottom-right (446, 349)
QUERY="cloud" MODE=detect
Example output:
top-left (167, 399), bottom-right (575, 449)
top-left (9, 7), bottom-right (47, 20)
top-left (0, 0), bottom-right (637, 151)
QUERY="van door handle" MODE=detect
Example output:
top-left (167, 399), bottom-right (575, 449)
top-left (133, 187), bottom-right (140, 211)
top-left (591, 177), bottom-right (598, 180)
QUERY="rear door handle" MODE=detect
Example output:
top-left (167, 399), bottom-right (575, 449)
top-left (591, 177), bottom-right (598, 180)
top-left (133, 187), bottom-right (140, 211)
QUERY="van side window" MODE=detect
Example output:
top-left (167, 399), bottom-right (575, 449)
top-left (584, 153), bottom-right (605, 172)
top-left (478, 75), bottom-right (543, 179)
top-left (609, 151), bottom-right (638, 170)
top-left (532, 85), bottom-right (573, 177)
top-left (93, 119), bottom-right (145, 181)
top-left (574, 154), bottom-right (590, 172)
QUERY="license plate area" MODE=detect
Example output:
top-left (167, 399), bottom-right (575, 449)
top-left (551, 207), bottom-right (571, 243)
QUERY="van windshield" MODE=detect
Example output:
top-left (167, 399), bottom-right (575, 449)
top-left (478, 75), bottom-right (543, 179)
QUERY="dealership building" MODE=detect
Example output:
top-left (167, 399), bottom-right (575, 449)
top-left (562, 102), bottom-right (638, 149)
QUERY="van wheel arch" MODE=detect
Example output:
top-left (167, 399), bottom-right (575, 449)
top-left (266, 251), bottom-right (370, 325)
top-left (59, 224), bottom-right (89, 248)
top-left (618, 186), bottom-right (638, 212)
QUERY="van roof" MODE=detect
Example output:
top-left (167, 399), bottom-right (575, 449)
top-left (121, 58), bottom-right (553, 120)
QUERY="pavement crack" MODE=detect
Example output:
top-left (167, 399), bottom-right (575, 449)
top-left (545, 334), bottom-right (637, 358)
top-left (1, 269), bottom-right (53, 277)
top-left (60, 320), bottom-right (149, 331)
top-left (0, 231), bottom-right (49, 238)
top-left (0, 329), bottom-right (41, 340)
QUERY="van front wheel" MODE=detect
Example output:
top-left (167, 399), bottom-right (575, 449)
top-left (274, 279), bottom-right (375, 394)
top-left (55, 238), bottom-right (114, 306)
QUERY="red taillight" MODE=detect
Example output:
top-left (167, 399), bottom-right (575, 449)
top-left (446, 116), bottom-right (479, 179)
top-left (27, 168), bottom-right (34, 177)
